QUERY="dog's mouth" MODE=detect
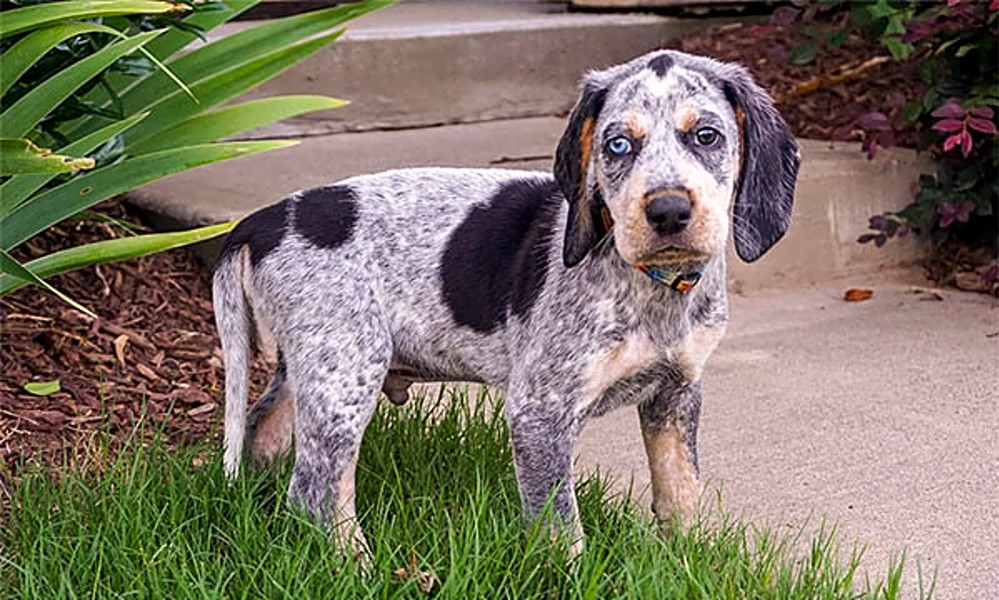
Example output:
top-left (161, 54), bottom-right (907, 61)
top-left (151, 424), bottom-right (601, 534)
top-left (638, 244), bottom-right (708, 265)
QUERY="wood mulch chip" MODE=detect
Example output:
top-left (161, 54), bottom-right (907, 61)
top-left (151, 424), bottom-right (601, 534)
top-left (2, 14), bottom-right (925, 486)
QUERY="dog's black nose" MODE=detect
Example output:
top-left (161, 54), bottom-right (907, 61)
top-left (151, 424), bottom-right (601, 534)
top-left (645, 194), bottom-right (692, 235)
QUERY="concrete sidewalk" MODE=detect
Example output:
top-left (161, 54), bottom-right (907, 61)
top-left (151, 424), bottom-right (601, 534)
top-left (574, 272), bottom-right (998, 599)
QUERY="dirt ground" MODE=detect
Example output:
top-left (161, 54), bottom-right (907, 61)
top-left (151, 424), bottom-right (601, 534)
top-left (1, 203), bottom-right (272, 486)
top-left (0, 12), bottom-right (929, 483)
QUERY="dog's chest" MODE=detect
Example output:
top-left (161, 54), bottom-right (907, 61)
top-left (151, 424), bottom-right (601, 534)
top-left (577, 321), bottom-right (724, 418)
top-left (576, 330), bottom-right (665, 418)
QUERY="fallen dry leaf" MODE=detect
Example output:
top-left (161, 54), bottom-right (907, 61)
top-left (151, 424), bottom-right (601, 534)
top-left (392, 552), bottom-right (439, 594)
top-left (910, 287), bottom-right (945, 301)
top-left (844, 288), bottom-right (874, 302)
top-left (113, 334), bottom-right (129, 367)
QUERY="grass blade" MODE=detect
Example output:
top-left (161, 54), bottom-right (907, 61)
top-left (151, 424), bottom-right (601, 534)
top-left (0, 220), bottom-right (236, 297)
top-left (0, 112), bottom-right (149, 215)
top-left (0, 0), bottom-right (186, 38)
top-left (128, 95), bottom-right (345, 154)
top-left (0, 29), bottom-right (164, 138)
top-left (0, 248), bottom-right (94, 317)
top-left (0, 140), bottom-right (296, 251)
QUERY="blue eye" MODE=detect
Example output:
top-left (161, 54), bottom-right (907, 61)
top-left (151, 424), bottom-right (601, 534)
top-left (606, 136), bottom-right (633, 157)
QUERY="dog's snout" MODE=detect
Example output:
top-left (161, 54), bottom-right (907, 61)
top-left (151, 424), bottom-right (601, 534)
top-left (645, 194), bottom-right (692, 235)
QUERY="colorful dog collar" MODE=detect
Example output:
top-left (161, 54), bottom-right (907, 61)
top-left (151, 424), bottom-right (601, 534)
top-left (633, 263), bottom-right (704, 293)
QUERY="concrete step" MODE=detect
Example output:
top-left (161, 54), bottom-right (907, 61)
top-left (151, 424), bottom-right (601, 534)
top-left (210, 1), bottom-right (712, 135)
top-left (128, 117), bottom-right (932, 292)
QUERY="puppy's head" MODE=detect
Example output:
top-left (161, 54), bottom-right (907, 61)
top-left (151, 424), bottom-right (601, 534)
top-left (555, 50), bottom-right (800, 268)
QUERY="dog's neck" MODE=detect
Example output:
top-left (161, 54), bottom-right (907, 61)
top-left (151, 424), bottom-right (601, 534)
top-left (582, 242), bottom-right (723, 305)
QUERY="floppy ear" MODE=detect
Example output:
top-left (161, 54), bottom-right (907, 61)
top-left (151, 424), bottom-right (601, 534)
top-left (554, 82), bottom-right (608, 268)
top-left (724, 70), bottom-right (800, 262)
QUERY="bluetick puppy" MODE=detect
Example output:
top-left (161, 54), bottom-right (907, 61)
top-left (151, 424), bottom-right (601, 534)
top-left (213, 49), bottom-right (800, 556)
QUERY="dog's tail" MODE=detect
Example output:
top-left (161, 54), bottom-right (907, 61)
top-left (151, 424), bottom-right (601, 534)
top-left (213, 248), bottom-right (253, 479)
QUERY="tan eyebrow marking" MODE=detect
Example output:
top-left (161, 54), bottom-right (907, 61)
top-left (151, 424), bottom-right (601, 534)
top-left (675, 104), bottom-right (699, 133)
top-left (625, 111), bottom-right (648, 139)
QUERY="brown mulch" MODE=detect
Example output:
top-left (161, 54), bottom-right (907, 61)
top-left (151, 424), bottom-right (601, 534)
top-left (1, 12), bottom-right (928, 482)
top-left (665, 17), bottom-right (924, 148)
top-left (1, 202), bottom-right (270, 483)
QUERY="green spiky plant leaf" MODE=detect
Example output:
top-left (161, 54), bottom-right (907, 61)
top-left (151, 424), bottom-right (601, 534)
top-left (0, 0), bottom-right (394, 316)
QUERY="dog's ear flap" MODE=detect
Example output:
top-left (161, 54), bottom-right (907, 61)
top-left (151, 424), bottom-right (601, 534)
top-left (723, 69), bottom-right (800, 262)
top-left (555, 82), bottom-right (609, 268)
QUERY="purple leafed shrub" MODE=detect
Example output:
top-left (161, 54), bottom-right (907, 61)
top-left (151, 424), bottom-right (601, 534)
top-left (829, 1), bottom-right (997, 276)
top-left (787, 1), bottom-right (996, 285)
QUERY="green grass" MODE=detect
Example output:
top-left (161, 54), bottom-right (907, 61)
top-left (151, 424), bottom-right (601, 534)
top-left (2, 388), bottom-right (916, 599)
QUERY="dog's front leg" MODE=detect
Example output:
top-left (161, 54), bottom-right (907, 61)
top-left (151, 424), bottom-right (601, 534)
top-left (505, 399), bottom-right (584, 556)
top-left (638, 381), bottom-right (702, 528)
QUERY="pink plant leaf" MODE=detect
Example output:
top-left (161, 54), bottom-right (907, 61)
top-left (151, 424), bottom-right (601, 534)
top-left (831, 124), bottom-right (856, 141)
top-left (858, 112), bottom-right (891, 131)
top-left (902, 20), bottom-right (938, 43)
top-left (982, 264), bottom-right (999, 284)
top-left (956, 202), bottom-right (974, 222)
top-left (932, 118), bottom-right (965, 132)
top-left (931, 99), bottom-right (965, 119)
top-left (943, 133), bottom-right (962, 152)
top-left (968, 106), bottom-right (994, 119)
top-left (967, 118), bottom-right (997, 134)
top-left (938, 203), bottom-right (957, 227)
top-left (947, 0), bottom-right (960, 6)
top-left (960, 129), bottom-right (973, 156)
top-left (771, 6), bottom-right (801, 26)
top-left (863, 137), bottom-right (878, 160)
top-left (887, 92), bottom-right (907, 109)
top-left (991, 0), bottom-right (998, 11)
top-left (877, 130), bottom-right (896, 149)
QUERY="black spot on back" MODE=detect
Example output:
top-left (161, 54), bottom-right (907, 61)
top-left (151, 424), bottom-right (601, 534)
top-left (441, 178), bottom-right (562, 334)
top-left (294, 185), bottom-right (359, 249)
top-left (218, 199), bottom-right (288, 268)
top-left (647, 53), bottom-right (673, 77)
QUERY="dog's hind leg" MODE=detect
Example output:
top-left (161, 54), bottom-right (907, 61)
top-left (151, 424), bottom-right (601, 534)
top-left (283, 302), bottom-right (392, 560)
top-left (246, 354), bottom-right (295, 466)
